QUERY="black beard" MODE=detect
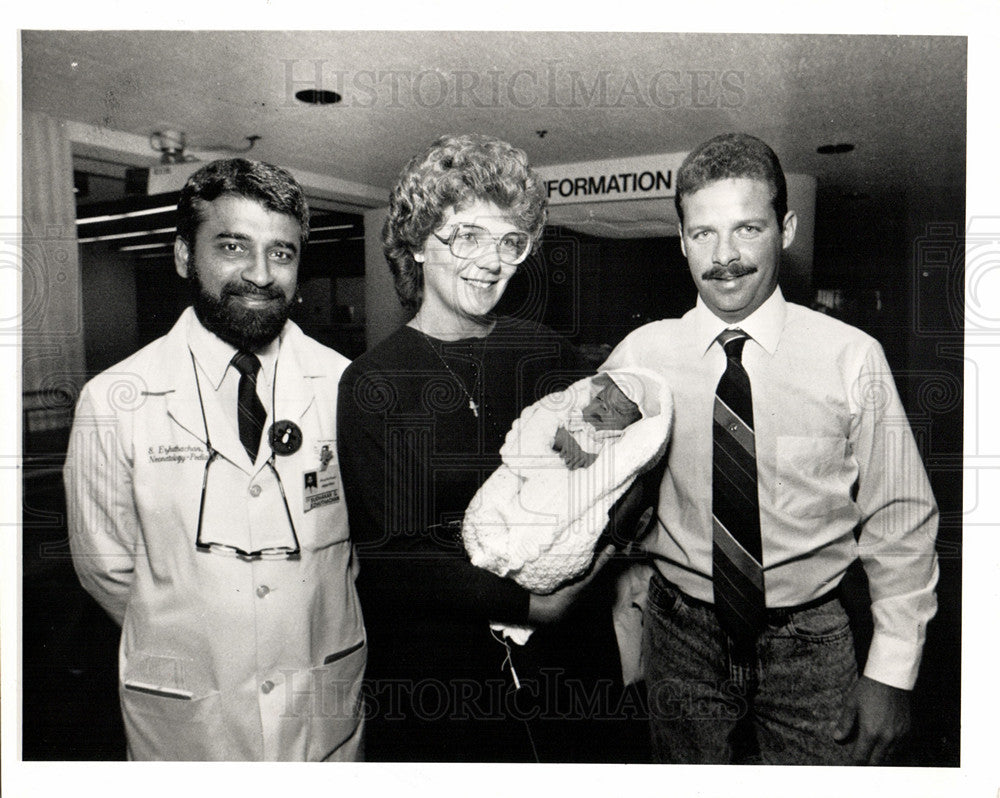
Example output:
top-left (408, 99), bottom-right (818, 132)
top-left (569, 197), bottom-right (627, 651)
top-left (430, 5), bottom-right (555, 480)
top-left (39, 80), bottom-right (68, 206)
top-left (188, 261), bottom-right (293, 352)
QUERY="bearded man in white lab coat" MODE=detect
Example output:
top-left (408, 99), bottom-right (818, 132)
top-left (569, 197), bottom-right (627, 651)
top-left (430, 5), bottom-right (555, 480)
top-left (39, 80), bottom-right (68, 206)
top-left (65, 158), bottom-right (366, 761)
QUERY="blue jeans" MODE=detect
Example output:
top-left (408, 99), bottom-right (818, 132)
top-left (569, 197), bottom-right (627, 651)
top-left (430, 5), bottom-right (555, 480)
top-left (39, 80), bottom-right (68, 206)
top-left (644, 572), bottom-right (858, 765)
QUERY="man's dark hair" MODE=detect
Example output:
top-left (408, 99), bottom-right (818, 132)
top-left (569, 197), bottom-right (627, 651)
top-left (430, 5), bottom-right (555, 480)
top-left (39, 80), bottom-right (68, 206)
top-left (674, 133), bottom-right (787, 226)
top-left (175, 158), bottom-right (310, 248)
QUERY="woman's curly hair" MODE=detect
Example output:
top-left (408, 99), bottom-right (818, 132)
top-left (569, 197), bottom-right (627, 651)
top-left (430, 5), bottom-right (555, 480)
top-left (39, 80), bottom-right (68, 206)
top-left (382, 133), bottom-right (548, 310)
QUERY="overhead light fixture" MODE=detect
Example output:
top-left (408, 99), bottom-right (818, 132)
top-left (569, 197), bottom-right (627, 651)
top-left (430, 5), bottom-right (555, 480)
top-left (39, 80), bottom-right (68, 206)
top-left (817, 143), bottom-right (855, 155)
top-left (295, 88), bottom-right (342, 106)
top-left (77, 205), bottom-right (177, 225)
top-left (119, 242), bottom-right (173, 252)
top-left (310, 223), bottom-right (355, 233)
top-left (78, 226), bottom-right (176, 244)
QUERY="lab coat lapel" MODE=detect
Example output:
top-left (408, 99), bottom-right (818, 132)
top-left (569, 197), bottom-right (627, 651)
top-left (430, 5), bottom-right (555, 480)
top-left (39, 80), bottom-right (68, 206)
top-left (273, 325), bottom-right (319, 426)
top-left (158, 312), bottom-right (252, 471)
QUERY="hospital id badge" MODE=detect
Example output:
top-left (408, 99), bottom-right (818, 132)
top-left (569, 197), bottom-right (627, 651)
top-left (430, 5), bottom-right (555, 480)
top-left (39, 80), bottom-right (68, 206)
top-left (302, 440), bottom-right (339, 512)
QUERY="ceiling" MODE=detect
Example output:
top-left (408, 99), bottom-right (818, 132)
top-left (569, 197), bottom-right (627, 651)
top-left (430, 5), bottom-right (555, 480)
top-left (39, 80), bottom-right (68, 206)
top-left (21, 31), bottom-right (966, 215)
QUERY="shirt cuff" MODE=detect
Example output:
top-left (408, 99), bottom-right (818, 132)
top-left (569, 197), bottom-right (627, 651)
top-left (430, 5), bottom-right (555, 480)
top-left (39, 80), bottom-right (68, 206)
top-left (862, 630), bottom-right (923, 690)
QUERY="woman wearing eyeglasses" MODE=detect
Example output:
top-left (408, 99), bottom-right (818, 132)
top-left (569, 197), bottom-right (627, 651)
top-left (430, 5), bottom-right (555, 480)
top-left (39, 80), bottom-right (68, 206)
top-left (337, 134), bottom-right (628, 762)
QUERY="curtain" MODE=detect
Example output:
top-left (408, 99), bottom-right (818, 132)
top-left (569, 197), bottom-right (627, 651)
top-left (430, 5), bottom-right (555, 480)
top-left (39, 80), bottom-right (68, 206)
top-left (20, 112), bottom-right (85, 404)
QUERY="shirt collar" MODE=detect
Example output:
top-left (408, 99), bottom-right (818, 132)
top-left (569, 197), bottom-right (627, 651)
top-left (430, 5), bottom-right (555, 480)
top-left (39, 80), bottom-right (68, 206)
top-left (693, 287), bottom-right (787, 357)
top-left (185, 307), bottom-right (282, 391)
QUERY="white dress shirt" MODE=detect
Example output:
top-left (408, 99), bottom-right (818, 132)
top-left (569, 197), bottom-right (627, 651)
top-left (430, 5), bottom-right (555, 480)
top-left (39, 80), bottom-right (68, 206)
top-left (186, 316), bottom-right (279, 467)
top-left (603, 289), bottom-right (938, 689)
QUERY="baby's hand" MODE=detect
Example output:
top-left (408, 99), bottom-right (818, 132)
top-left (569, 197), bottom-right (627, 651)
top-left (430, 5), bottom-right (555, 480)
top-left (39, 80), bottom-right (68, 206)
top-left (553, 426), bottom-right (599, 470)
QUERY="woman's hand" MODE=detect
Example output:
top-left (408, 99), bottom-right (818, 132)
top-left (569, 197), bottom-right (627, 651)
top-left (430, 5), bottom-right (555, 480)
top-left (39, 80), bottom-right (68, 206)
top-left (527, 545), bottom-right (616, 624)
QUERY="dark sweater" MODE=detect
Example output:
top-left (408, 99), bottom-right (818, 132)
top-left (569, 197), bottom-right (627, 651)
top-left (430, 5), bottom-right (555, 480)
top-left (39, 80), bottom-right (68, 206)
top-left (338, 318), bottom-right (625, 761)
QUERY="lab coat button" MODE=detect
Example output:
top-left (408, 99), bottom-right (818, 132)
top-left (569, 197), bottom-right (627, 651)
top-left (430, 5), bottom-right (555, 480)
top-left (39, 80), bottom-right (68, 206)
top-left (261, 680), bottom-right (274, 694)
top-left (249, 484), bottom-right (262, 497)
top-left (256, 585), bottom-right (270, 598)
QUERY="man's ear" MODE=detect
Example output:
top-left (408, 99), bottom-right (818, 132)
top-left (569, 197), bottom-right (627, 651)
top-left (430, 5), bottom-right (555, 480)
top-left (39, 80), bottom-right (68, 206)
top-left (677, 222), bottom-right (687, 258)
top-left (781, 211), bottom-right (798, 250)
top-left (174, 237), bottom-right (191, 279)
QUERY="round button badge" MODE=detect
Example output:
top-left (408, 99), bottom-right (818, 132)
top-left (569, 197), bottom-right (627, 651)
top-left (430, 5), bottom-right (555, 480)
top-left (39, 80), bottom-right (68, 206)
top-left (268, 420), bottom-right (303, 455)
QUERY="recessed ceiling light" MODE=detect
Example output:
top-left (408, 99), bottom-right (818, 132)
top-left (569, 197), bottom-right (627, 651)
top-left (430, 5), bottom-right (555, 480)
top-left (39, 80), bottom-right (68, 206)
top-left (295, 89), bottom-right (342, 106)
top-left (817, 143), bottom-right (855, 155)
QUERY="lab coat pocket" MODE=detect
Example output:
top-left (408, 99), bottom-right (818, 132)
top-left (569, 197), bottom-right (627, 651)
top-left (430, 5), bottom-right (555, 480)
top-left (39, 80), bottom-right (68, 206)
top-left (775, 435), bottom-right (852, 519)
top-left (121, 654), bottom-right (225, 760)
top-left (285, 639), bottom-right (366, 760)
top-left (297, 492), bottom-right (350, 550)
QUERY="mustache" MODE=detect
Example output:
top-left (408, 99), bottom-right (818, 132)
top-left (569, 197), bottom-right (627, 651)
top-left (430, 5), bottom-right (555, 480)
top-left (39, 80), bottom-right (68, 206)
top-left (221, 283), bottom-right (287, 301)
top-left (701, 264), bottom-right (757, 280)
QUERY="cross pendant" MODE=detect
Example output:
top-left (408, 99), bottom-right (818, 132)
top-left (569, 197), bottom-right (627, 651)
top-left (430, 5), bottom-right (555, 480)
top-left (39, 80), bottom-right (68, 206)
top-left (469, 399), bottom-right (479, 418)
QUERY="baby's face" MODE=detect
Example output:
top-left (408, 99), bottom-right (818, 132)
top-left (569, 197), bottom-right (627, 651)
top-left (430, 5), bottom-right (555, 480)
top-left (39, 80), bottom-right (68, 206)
top-left (582, 382), bottom-right (642, 431)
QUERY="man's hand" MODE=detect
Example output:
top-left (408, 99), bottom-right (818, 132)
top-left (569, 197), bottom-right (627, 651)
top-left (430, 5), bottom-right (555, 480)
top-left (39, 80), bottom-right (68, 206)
top-left (552, 426), bottom-right (598, 470)
top-left (833, 675), bottom-right (912, 764)
top-left (527, 545), bottom-right (616, 624)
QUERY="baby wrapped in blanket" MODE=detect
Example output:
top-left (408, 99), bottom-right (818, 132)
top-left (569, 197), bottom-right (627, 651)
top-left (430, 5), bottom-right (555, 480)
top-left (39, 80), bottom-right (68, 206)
top-left (462, 367), bottom-right (671, 603)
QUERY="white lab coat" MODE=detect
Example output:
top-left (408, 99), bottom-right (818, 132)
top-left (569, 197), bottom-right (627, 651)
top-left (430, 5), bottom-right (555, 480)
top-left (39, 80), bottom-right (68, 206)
top-left (65, 308), bottom-right (365, 761)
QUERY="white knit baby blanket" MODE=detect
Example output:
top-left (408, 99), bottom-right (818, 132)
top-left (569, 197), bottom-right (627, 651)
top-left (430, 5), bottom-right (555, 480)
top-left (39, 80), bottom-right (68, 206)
top-left (462, 368), bottom-right (671, 593)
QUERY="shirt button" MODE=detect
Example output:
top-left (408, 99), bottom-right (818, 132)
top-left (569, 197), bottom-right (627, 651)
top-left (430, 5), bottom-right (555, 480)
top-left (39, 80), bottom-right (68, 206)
top-left (256, 585), bottom-right (270, 598)
top-left (249, 484), bottom-right (262, 497)
top-left (261, 680), bottom-right (274, 694)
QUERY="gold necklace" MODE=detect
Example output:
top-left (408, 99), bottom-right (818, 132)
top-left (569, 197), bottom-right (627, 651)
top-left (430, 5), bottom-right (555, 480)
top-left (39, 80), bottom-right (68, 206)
top-left (415, 319), bottom-right (487, 418)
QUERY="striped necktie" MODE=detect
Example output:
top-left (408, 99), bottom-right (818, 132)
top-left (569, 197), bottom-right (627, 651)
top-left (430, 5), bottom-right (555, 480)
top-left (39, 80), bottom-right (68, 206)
top-left (712, 329), bottom-right (766, 651)
top-left (232, 351), bottom-right (267, 463)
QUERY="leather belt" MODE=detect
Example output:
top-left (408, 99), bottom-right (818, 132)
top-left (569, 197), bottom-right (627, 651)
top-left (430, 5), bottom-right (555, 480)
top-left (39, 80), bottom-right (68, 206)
top-left (651, 570), bottom-right (841, 625)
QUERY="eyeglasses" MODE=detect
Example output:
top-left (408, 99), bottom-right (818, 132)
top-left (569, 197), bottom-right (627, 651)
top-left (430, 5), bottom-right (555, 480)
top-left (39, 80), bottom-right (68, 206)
top-left (432, 223), bottom-right (532, 266)
top-left (189, 348), bottom-right (300, 562)
top-left (195, 448), bottom-right (301, 561)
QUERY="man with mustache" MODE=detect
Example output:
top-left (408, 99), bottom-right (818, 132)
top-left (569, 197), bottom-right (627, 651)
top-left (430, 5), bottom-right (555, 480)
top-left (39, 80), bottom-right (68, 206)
top-left (65, 159), bottom-right (365, 760)
top-left (603, 133), bottom-right (938, 765)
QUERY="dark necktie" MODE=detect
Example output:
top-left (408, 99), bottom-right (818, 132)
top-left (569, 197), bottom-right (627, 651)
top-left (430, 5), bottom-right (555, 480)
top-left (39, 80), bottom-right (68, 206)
top-left (712, 329), bottom-right (766, 652)
top-left (232, 351), bottom-right (267, 463)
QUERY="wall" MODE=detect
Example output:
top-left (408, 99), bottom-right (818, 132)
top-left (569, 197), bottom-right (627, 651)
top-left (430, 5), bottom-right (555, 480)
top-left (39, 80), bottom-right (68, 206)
top-left (363, 206), bottom-right (408, 348)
